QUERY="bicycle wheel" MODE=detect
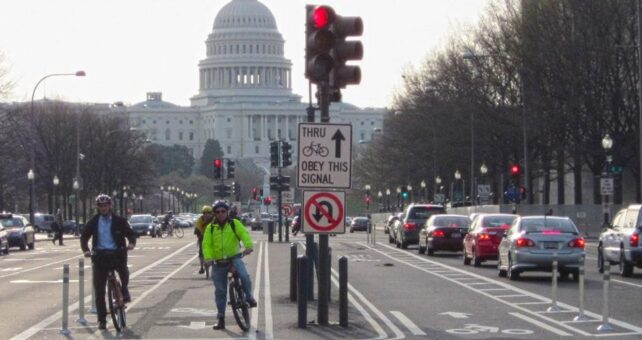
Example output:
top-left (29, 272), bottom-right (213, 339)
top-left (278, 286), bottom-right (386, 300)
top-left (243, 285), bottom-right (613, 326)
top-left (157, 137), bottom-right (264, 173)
top-left (174, 226), bottom-right (184, 238)
top-left (228, 276), bottom-right (250, 331)
top-left (160, 226), bottom-right (169, 238)
top-left (107, 276), bottom-right (126, 332)
top-left (319, 146), bottom-right (329, 157)
top-left (302, 146), bottom-right (313, 157)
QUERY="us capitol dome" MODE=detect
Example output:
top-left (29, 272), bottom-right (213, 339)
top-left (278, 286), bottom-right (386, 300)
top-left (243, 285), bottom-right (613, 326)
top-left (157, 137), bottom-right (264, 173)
top-left (125, 0), bottom-right (384, 168)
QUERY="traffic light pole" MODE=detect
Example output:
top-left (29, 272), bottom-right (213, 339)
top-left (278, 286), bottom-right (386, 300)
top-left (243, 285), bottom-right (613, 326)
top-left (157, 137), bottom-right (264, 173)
top-left (278, 163), bottom-right (283, 243)
top-left (317, 81), bottom-right (331, 325)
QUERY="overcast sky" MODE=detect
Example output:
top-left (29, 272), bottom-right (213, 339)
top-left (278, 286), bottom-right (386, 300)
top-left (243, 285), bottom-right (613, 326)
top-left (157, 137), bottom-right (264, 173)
top-left (0, 0), bottom-right (489, 109)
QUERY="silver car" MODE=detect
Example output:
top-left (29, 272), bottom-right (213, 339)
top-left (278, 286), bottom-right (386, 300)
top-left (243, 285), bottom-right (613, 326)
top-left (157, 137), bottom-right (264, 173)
top-left (498, 216), bottom-right (585, 281)
top-left (599, 204), bottom-right (642, 277)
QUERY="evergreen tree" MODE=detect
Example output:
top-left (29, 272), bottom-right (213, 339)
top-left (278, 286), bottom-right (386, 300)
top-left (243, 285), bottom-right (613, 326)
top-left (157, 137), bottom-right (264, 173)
top-left (199, 139), bottom-right (224, 179)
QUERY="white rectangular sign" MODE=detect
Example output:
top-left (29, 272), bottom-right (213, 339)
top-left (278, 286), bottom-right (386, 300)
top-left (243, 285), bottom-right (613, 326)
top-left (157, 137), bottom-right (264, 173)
top-left (297, 123), bottom-right (352, 189)
top-left (600, 178), bottom-right (614, 195)
top-left (281, 189), bottom-right (294, 203)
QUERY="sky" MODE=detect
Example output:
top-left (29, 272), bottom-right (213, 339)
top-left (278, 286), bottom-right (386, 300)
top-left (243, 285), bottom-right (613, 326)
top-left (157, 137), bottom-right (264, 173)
top-left (0, 0), bottom-right (490, 109)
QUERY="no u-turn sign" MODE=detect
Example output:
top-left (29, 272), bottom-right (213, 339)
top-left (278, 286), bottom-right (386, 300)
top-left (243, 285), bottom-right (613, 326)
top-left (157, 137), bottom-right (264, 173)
top-left (302, 191), bottom-right (346, 234)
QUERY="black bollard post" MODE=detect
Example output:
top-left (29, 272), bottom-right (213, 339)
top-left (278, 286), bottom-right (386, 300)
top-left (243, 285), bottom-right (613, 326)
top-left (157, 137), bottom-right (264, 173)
top-left (297, 255), bottom-right (308, 328)
top-left (290, 243), bottom-right (297, 302)
top-left (306, 234), bottom-right (315, 300)
top-left (339, 256), bottom-right (348, 327)
top-left (318, 235), bottom-right (329, 325)
top-left (268, 221), bottom-right (274, 243)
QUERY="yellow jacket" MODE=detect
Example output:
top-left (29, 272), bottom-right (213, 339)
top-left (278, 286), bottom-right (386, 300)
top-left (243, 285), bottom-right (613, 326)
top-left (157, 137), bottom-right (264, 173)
top-left (202, 218), bottom-right (253, 261)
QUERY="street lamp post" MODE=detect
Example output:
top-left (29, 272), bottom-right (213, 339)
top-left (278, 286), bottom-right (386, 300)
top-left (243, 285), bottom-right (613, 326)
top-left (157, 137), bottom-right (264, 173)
top-left (123, 191), bottom-right (128, 219)
top-left (377, 191), bottom-right (383, 212)
top-left (53, 176), bottom-right (59, 215)
top-left (454, 170), bottom-right (462, 206)
top-left (73, 179), bottom-right (80, 235)
top-left (602, 134), bottom-right (613, 225)
top-left (480, 163), bottom-right (488, 204)
top-left (385, 189), bottom-right (391, 212)
top-left (420, 180), bottom-right (426, 202)
top-left (27, 170), bottom-right (35, 225)
top-left (112, 190), bottom-right (118, 215)
top-left (364, 184), bottom-right (371, 214)
top-left (396, 187), bottom-right (402, 211)
top-left (140, 195), bottom-right (144, 214)
top-left (160, 186), bottom-right (164, 214)
top-left (435, 176), bottom-right (442, 204)
top-left (407, 185), bottom-right (413, 204)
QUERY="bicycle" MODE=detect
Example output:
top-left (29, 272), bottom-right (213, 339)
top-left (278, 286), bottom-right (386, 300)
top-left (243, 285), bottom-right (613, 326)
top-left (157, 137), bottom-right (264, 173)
top-left (89, 249), bottom-right (128, 332)
top-left (161, 219), bottom-right (184, 238)
top-left (302, 141), bottom-right (329, 157)
top-left (214, 254), bottom-right (250, 331)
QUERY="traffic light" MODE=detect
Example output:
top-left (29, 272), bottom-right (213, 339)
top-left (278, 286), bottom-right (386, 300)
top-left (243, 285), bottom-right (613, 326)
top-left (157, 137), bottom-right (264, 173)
top-left (328, 8), bottom-right (363, 90)
top-left (270, 141), bottom-right (280, 167)
top-left (264, 196), bottom-right (272, 206)
top-left (252, 187), bottom-right (258, 200)
top-left (280, 176), bottom-right (291, 191)
top-left (231, 181), bottom-right (236, 196)
top-left (281, 142), bottom-right (292, 167)
top-left (259, 188), bottom-right (264, 200)
top-left (510, 164), bottom-right (521, 178)
top-left (227, 159), bottom-right (235, 179)
top-left (214, 159), bottom-right (223, 179)
top-left (402, 191), bottom-right (409, 199)
top-left (270, 176), bottom-right (280, 191)
top-left (270, 175), bottom-right (291, 191)
top-left (305, 5), bottom-right (336, 83)
top-left (519, 186), bottom-right (527, 200)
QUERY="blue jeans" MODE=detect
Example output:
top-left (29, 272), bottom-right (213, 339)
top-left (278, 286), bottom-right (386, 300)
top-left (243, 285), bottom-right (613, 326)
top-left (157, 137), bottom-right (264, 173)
top-left (212, 257), bottom-right (255, 318)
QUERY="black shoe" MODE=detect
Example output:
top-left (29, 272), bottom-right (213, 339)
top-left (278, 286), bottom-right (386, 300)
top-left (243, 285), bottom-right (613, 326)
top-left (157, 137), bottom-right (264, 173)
top-left (198, 268), bottom-right (204, 274)
top-left (98, 322), bottom-right (107, 330)
top-left (248, 300), bottom-right (257, 308)
top-left (122, 288), bottom-right (131, 303)
top-left (213, 317), bottom-right (225, 330)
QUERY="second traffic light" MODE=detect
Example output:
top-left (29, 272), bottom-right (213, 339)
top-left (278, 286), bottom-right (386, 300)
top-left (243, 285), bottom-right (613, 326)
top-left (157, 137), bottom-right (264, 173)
top-left (270, 141), bottom-right (280, 167)
top-left (214, 159), bottom-right (223, 179)
top-left (227, 159), bottom-right (235, 179)
top-left (281, 142), bottom-right (292, 167)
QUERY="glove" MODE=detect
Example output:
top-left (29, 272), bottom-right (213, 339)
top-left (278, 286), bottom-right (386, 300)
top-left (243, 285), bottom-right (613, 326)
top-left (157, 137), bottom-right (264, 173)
top-left (243, 248), bottom-right (253, 256)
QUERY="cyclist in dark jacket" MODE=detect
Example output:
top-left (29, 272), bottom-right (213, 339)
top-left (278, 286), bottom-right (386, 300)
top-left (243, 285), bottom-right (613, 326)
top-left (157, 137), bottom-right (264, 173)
top-left (80, 194), bottom-right (136, 331)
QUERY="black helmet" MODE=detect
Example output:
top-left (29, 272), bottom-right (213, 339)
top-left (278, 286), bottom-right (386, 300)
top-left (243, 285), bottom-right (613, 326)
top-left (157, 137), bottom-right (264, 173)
top-left (95, 194), bottom-right (112, 205)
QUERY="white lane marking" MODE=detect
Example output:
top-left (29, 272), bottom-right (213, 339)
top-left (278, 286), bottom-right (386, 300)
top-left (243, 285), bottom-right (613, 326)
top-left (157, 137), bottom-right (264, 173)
top-left (514, 301), bottom-right (549, 305)
top-left (478, 288), bottom-right (511, 292)
top-left (390, 311), bottom-right (426, 336)
top-left (10, 241), bottom-right (194, 340)
top-left (494, 294), bottom-right (528, 298)
top-left (11, 279), bottom-right (78, 283)
top-left (0, 254), bottom-right (83, 278)
top-left (593, 332), bottom-right (642, 337)
top-left (374, 242), bottom-right (642, 336)
top-left (611, 278), bottom-right (642, 288)
top-left (263, 242), bottom-right (274, 340)
top-left (249, 242), bottom-right (263, 339)
top-left (510, 312), bottom-right (572, 336)
top-left (468, 282), bottom-right (495, 286)
top-left (561, 319), bottom-right (600, 324)
top-left (1, 267), bottom-right (22, 271)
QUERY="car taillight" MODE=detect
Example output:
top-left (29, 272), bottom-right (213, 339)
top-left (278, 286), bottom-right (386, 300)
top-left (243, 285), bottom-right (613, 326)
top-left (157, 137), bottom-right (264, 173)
top-left (432, 230), bottom-right (445, 238)
top-left (403, 222), bottom-right (417, 231)
top-left (515, 238), bottom-right (535, 247)
top-left (568, 237), bottom-right (585, 248)
top-left (631, 233), bottom-right (639, 247)
top-left (477, 233), bottom-right (491, 241)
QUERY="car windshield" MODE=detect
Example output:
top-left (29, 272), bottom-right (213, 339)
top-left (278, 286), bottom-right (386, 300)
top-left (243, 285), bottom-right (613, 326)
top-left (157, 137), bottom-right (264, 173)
top-left (130, 216), bottom-right (152, 223)
top-left (433, 216), bottom-right (470, 228)
top-left (520, 218), bottom-right (577, 234)
top-left (0, 218), bottom-right (25, 228)
top-left (353, 218), bottom-right (368, 225)
top-left (483, 216), bottom-right (516, 228)
top-left (408, 206), bottom-right (445, 219)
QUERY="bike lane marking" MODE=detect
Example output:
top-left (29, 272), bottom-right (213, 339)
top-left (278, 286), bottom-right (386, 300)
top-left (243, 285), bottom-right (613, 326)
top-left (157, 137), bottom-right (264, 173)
top-left (368, 242), bottom-right (642, 337)
top-left (249, 241), bottom-right (264, 339)
top-left (510, 312), bottom-right (572, 336)
top-left (390, 311), bottom-right (426, 336)
top-left (10, 241), bottom-right (195, 340)
top-left (263, 242), bottom-right (274, 340)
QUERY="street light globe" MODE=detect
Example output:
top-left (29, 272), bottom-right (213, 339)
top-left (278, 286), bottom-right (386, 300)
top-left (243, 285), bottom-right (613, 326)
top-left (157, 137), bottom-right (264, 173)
top-left (386, 188), bottom-right (391, 195)
top-left (435, 176), bottom-right (442, 185)
top-left (112, 190), bottom-right (118, 197)
top-left (455, 170), bottom-right (461, 180)
top-left (140, 195), bottom-right (144, 201)
top-left (396, 187), bottom-right (401, 194)
top-left (53, 176), bottom-right (60, 186)
top-left (123, 192), bottom-right (128, 198)
top-left (377, 191), bottom-right (382, 198)
top-left (407, 185), bottom-right (413, 191)
top-left (73, 180), bottom-right (79, 190)
top-left (602, 134), bottom-right (613, 151)
top-left (27, 169), bottom-right (34, 181)
top-left (160, 186), bottom-right (164, 191)
top-left (480, 163), bottom-right (488, 175)
top-left (364, 184), bottom-right (371, 190)
top-left (420, 180), bottom-right (426, 189)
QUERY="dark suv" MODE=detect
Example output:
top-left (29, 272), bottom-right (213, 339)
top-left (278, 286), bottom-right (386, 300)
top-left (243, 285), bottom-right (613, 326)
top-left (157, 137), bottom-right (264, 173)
top-left (393, 204), bottom-right (446, 249)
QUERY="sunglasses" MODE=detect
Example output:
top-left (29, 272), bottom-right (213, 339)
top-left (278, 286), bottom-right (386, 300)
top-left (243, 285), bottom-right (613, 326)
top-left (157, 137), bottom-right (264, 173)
top-left (215, 210), bottom-right (227, 214)
top-left (97, 203), bottom-right (110, 207)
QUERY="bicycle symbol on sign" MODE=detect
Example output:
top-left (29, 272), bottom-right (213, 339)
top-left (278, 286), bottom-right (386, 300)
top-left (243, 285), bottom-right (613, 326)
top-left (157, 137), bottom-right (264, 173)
top-left (302, 141), bottom-right (329, 157)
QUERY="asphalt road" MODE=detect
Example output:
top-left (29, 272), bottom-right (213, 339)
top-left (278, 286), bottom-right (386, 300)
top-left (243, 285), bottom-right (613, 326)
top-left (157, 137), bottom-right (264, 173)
top-left (1, 228), bottom-right (641, 339)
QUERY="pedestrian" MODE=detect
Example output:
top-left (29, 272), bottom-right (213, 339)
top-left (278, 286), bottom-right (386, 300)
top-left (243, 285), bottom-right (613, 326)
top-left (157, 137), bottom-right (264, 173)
top-left (545, 208), bottom-right (554, 216)
top-left (202, 200), bottom-right (257, 330)
top-left (52, 208), bottom-right (64, 245)
top-left (80, 194), bottom-right (136, 331)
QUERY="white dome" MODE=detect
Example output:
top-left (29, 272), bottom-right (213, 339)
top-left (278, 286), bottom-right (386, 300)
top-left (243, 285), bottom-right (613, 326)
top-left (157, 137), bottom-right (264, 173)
top-left (213, 0), bottom-right (277, 30)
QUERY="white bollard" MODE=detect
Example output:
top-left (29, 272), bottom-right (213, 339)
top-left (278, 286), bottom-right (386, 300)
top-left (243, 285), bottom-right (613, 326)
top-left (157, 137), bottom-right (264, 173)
top-left (60, 264), bottom-right (71, 335)
top-left (597, 261), bottom-right (613, 332)
top-left (76, 258), bottom-right (87, 324)
top-left (547, 253), bottom-right (561, 312)
top-left (574, 255), bottom-right (588, 321)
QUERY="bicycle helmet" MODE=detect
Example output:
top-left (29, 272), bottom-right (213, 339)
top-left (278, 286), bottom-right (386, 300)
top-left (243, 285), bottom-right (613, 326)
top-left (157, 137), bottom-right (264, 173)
top-left (212, 200), bottom-right (229, 211)
top-left (95, 194), bottom-right (112, 205)
top-left (201, 205), bottom-right (213, 214)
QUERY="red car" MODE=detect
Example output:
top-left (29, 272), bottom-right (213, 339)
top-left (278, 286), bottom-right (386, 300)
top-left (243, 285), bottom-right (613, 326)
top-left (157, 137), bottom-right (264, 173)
top-left (463, 213), bottom-right (517, 266)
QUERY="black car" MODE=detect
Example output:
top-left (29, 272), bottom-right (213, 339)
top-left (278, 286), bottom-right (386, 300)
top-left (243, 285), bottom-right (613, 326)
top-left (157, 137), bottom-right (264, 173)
top-left (350, 217), bottom-right (370, 232)
top-left (393, 204), bottom-right (447, 249)
top-left (0, 213), bottom-right (35, 250)
top-left (129, 214), bottom-right (160, 237)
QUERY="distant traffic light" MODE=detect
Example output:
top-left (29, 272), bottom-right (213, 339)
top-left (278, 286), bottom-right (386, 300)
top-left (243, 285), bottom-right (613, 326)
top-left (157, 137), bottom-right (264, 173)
top-left (214, 159), bottom-right (223, 179)
top-left (281, 142), bottom-right (292, 167)
top-left (510, 164), bottom-right (521, 177)
top-left (252, 187), bottom-right (258, 200)
top-left (264, 196), bottom-right (272, 206)
top-left (270, 141), bottom-right (280, 167)
top-left (259, 188), bottom-right (264, 200)
top-left (227, 159), bottom-right (235, 179)
top-left (305, 5), bottom-right (335, 83)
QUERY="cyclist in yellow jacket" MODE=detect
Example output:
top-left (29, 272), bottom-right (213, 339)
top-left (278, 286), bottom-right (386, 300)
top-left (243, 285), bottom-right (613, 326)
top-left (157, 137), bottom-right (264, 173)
top-left (202, 200), bottom-right (257, 330)
top-left (194, 205), bottom-right (213, 275)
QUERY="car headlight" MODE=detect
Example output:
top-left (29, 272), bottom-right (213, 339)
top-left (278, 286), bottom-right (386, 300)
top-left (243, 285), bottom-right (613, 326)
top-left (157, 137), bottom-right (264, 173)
top-left (148, 225), bottom-right (153, 229)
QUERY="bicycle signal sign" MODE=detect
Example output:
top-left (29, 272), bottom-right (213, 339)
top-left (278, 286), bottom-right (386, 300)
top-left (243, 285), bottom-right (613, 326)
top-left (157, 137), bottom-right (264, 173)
top-left (297, 123), bottom-right (352, 189)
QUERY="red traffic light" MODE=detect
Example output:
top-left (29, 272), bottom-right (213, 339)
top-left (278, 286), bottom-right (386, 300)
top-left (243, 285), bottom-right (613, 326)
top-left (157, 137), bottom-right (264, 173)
top-left (510, 164), bottom-right (521, 176)
top-left (312, 6), bottom-right (334, 29)
top-left (252, 187), bottom-right (257, 194)
top-left (214, 159), bottom-right (222, 168)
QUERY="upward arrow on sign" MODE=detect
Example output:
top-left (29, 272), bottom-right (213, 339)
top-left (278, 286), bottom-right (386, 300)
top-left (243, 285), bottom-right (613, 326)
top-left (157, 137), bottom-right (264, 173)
top-left (331, 129), bottom-right (345, 158)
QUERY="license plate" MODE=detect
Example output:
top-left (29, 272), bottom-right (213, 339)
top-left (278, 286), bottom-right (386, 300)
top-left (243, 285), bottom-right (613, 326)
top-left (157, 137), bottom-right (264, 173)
top-left (543, 242), bottom-right (558, 249)
top-left (451, 233), bottom-right (461, 238)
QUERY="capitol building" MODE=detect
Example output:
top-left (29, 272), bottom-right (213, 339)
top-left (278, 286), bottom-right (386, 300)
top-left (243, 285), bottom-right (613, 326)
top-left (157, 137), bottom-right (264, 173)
top-left (123, 0), bottom-right (384, 170)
